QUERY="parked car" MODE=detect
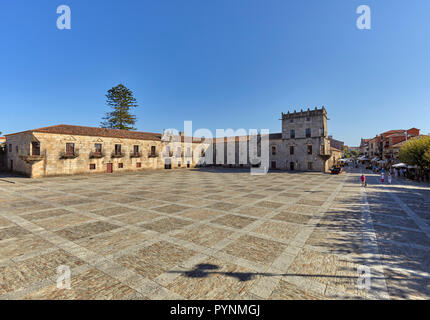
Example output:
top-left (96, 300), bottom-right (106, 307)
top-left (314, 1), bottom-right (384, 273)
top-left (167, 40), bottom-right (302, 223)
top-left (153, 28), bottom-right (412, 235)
top-left (330, 166), bottom-right (343, 174)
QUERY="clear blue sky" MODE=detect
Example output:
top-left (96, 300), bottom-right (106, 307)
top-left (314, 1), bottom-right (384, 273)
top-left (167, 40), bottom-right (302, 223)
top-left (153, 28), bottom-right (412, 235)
top-left (2, 0), bottom-right (430, 146)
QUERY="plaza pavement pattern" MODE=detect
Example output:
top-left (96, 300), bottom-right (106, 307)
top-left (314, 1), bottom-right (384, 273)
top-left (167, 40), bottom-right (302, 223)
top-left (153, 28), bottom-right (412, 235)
top-left (0, 168), bottom-right (429, 300)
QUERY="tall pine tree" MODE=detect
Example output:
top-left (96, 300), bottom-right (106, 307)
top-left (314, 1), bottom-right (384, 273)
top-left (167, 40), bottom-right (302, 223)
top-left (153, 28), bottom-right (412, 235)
top-left (101, 84), bottom-right (138, 130)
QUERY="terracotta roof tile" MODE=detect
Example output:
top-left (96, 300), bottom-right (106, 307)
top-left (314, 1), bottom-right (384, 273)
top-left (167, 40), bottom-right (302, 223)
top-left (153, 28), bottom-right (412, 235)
top-left (5, 125), bottom-right (162, 141)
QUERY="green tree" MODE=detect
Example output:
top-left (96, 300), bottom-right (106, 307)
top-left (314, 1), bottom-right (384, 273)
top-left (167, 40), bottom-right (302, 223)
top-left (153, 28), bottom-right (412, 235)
top-left (399, 136), bottom-right (430, 174)
top-left (101, 84), bottom-right (138, 130)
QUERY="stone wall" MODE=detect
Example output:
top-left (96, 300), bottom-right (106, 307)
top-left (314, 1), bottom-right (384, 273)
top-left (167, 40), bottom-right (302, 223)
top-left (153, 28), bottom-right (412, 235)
top-left (6, 132), bottom-right (209, 178)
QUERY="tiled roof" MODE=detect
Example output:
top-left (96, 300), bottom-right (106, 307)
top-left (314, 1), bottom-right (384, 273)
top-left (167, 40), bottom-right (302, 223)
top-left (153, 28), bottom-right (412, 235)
top-left (5, 125), bottom-right (162, 141)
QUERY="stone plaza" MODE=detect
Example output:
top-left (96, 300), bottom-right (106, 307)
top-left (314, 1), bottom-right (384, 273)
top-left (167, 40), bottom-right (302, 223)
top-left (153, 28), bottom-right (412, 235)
top-left (1, 168), bottom-right (430, 300)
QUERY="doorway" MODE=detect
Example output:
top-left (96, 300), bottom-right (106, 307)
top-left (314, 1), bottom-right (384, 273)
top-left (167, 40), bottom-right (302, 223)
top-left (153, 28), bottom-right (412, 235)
top-left (271, 161), bottom-right (276, 169)
top-left (106, 163), bottom-right (113, 173)
top-left (290, 162), bottom-right (295, 171)
top-left (10, 160), bottom-right (13, 172)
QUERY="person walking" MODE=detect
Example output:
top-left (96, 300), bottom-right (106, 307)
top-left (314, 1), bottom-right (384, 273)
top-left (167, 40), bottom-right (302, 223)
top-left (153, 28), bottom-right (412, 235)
top-left (388, 172), bottom-right (392, 184)
top-left (361, 174), bottom-right (367, 187)
top-left (381, 172), bottom-right (385, 184)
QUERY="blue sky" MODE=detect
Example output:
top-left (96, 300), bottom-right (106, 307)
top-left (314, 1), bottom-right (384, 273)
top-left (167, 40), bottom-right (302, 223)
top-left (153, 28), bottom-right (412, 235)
top-left (1, 0), bottom-right (430, 146)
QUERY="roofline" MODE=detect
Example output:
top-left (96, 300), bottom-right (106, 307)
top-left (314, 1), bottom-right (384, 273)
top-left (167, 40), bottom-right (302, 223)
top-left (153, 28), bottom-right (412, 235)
top-left (4, 124), bottom-right (163, 141)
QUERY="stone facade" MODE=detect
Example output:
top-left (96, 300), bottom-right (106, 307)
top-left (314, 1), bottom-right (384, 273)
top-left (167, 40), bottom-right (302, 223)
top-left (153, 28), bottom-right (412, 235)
top-left (6, 108), bottom-right (340, 177)
top-left (5, 127), bottom-right (208, 178)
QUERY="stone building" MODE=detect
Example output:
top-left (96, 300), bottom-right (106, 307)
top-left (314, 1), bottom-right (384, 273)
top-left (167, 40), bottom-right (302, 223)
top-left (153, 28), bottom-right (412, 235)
top-left (4, 125), bottom-right (207, 178)
top-left (5, 107), bottom-right (340, 177)
top-left (210, 107), bottom-right (338, 172)
top-left (274, 107), bottom-right (333, 171)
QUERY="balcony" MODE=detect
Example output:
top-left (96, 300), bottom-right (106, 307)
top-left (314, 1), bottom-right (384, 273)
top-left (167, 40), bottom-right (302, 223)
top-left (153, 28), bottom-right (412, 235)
top-left (89, 151), bottom-right (105, 159)
top-left (318, 146), bottom-right (331, 160)
top-left (111, 151), bottom-right (124, 158)
top-left (19, 152), bottom-right (45, 163)
top-left (130, 151), bottom-right (142, 158)
top-left (148, 152), bottom-right (159, 158)
top-left (59, 150), bottom-right (79, 159)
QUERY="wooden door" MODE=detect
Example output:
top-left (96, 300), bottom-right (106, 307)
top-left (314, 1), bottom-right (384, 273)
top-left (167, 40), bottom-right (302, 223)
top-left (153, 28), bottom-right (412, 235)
top-left (107, 163), bottom-right (113, 173)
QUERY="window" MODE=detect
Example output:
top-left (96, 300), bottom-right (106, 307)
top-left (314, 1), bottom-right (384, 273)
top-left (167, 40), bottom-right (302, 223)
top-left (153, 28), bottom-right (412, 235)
top-left (89, 164), bottom-right (96, 170)
top-left (178, 162), bottom-right (181, 167)
top-left (271, 146), bottom-right (276, 155)
top-left (114, 144), bottom-right (122, 155)
top-left (290, 130), bottom-right (295, 139)
top-left (308, 162), bottom-right (313, 170)
top-left (95, 143), bottom-right (102, 153)
top-left (133, 145), bottom-right (139, 154)
top-left (307, 145), bottom-right (313, 155)
top-left (16, 146), bottom-right (18, 153)
top-left (176, 147), bottom-right (181, 157)
top-left (32, 142), bottom-right (40, 156)
top-left (151, 146), bottom-right (156, 156)
top-left (306, 128), bottom-right (311, 138)
top-left (118, 163), bottom-right (123, 169)
top-left (306, 117), bottom-right (311, 121)
top-left (66, 143), bottom-right (75, 156)
top-left (290, 146), bottom-right (294, 155)
top-left (271, 161), bottom-right (277, 169)
top-left (136, 162), bottom-right (141, 168)
top-left (9, 144), bottom-right (12, 152)
top-left (290, 119), bottom-right (294, 123)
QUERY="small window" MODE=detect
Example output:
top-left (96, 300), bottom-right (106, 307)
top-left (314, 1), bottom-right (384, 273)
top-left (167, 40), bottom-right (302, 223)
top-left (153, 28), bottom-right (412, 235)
top-left (136, 162), bottom-right (141, 168)
top-left (151, 146), bottom-right (156, 156)
top-left (115, 144), bottom-right (122, 155)
top-left (306, 117), bottom-right (311, 121)
top-left (9, 144), bottom-right (12, 152)
top-left (290, 146), bottom-right (294, 155)
top-left (306, 128), bottom-right (311, 138)
top-left (290, 119), bottom-right (294, 123)
top-left (308, 162), bottom-right (313, 170)
top-left (176, 147), bottom-right (181, 157)
top-left (271, 146), bottom-right (276, 155)
top-left (66, 143), bottom-right (75, 155)
top-left (89, 164), bottom-right (96, 170)
top-left (32, 142), bottom-right (40, 156)
top-left (118, 163), bottom-right (123, 169)
top-left (307, 145), bottom-right (313, 155)
top-left (290, 130), bottom-right (295, 139)
top-left (16, 146), bottom-right (18, 153)
top-left (95, 143), bottom-right (102, 153)
top-left (178, 162), bottom-right (181, 167)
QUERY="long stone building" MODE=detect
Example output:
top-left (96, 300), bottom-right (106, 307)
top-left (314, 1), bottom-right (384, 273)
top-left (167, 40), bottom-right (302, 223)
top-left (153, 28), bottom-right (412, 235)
top-left (4, 107), bottom-right (341, 177)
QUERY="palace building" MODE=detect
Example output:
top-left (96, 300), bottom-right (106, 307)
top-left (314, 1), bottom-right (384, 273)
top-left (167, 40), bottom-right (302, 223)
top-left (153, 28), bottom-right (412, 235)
top-left (4, 107), bottom-right (342, 178)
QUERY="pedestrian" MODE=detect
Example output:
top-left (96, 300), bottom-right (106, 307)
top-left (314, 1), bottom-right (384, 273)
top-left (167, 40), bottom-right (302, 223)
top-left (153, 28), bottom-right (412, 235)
top-left (361, 174), bottom-right (366, 187)
top-left (381, 172), bottom-right (385, 184)
top-left (388, 172), bottom-right (392, 184)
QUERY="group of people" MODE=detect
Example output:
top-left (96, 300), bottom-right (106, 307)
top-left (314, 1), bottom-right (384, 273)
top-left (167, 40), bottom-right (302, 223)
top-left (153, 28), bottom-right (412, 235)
top-left (360, 167), bottom-right (392, 187)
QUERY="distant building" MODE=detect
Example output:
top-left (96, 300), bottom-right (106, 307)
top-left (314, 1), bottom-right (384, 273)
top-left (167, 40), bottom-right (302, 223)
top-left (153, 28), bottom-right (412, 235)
top-left (359, 128), bottom-right (421, 162)
top-left (328, 136), bottom-right (344, 154)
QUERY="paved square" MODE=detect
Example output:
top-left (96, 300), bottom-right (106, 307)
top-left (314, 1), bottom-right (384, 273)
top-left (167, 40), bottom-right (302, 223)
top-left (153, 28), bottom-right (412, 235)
top-left (1, 168), bottom-right (430, 299)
